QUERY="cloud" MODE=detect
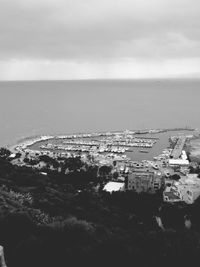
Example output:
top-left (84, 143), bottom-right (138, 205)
top-left (1, 58), bottom-right (200, 81)
top-left (0, 0), bottom-right (200, 79)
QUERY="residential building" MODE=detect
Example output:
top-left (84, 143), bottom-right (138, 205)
top-left (127, 168), bottom-right (163, 193)
top-left (163, 174), bottom-right (200, 204)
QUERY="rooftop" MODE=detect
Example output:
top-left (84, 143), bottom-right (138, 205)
top-left (103, 182), bottom-right (125, 193)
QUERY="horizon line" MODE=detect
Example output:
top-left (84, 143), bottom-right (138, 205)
top-left (0, 76), bottom-right (200, 83)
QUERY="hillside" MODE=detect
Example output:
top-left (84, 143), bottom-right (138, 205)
top-left (0, 152), bottom-right (200, 267)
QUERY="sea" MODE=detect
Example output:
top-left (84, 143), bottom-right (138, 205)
top-left (0, 78), bottom-right (200, 148)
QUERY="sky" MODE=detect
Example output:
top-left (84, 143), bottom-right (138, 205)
top-left (0, 0), bottom-right (200, 80)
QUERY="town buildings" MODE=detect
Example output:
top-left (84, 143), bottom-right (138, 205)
top-left (127, 169), bottom-right (163, 193)
top-left (163, 174), bottom-right (200, 204)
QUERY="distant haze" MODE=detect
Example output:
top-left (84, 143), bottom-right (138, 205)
top-left (0, 0), bottom-right (200, 80)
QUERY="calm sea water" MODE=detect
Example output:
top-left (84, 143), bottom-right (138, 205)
top-left (0, 79), bottom-right (200, 147)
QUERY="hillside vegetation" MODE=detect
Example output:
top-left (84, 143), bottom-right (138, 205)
top-left (0, 149), bottom-right (200, 267)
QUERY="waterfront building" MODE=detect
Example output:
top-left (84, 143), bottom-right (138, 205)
top-left (169, 150), bottom-right (189, 167)
top-left (169, 159), bottom-right (189, 167)
top-left (127, 169), bottom-right (163, 193)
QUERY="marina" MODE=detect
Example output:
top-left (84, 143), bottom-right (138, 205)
top-left (8, 127), bottom-right (200, 205)
top-left (11, 128), bottom-right (197, 164)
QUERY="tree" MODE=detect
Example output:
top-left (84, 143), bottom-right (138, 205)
top-left (113, 172), bottom-right (119, 179)
top-left (171, 174), bottom-right (180, 180)
top-left (99, 166), bottom-right (112, 177)
top-left (39, 155), bottom-right (59, 168)
top-left (0, 148), bottom-right (11, 160)
top-left (63, 157), bottom-right (83, 171)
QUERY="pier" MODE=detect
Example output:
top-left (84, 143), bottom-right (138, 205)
top-left (171, 136), bottom-right (187, 159)
top-left (134, 136), bottom-right (159, 140)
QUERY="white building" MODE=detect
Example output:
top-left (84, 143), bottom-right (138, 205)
top-left (169, 150), bottom-right (189, 167)
top-left (169, 159), bottom-right (189, 166)
top-left (103, 182), bottom-right (125, 193)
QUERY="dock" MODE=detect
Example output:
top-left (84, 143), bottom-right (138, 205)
top-left (134, 136), bottom-right (159, 140)
top-left (171, 136), bottom-right (187, 159)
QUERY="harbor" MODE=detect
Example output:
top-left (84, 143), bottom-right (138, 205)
top-left (8, 126), bottom-right (200, 204)
top-left (11, 127), bottom-right (197, 165)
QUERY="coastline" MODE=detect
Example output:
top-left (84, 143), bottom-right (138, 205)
top-left (9, 126), bottom-right (197, 153)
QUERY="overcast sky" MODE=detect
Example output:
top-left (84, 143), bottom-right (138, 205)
top-left (0, 0), bottom-right (200, 80)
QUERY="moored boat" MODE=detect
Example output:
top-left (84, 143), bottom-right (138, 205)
top-left (139, 149), bottom-right (149, 153)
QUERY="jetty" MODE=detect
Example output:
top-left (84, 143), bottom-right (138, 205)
top-left (171, 136), bottom-right (187, 159)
